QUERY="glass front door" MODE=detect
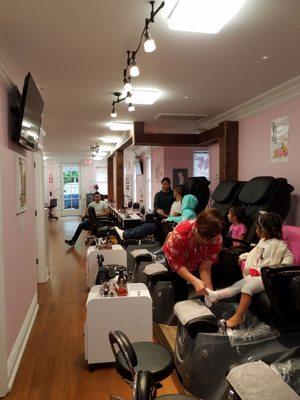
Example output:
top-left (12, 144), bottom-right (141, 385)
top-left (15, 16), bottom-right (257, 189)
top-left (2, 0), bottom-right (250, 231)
top-left (61, 164), bottom-right (81, 215)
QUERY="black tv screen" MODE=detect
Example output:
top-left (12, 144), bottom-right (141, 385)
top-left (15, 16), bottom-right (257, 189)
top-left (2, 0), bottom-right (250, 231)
top-left (15, 73), bottom-right (44, 151)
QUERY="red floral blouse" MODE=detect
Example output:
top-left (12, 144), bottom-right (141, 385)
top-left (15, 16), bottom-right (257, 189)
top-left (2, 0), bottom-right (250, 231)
top-left (163, 220), bottom-right (223, 273)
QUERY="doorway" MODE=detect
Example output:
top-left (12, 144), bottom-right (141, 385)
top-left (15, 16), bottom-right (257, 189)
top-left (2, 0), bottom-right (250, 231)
top-left (61, 164), bottom-right (82, 216)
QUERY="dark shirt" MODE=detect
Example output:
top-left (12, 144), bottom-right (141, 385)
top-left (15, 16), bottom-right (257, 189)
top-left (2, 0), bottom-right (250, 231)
top-left (153, 190), bottom-right (174, 214)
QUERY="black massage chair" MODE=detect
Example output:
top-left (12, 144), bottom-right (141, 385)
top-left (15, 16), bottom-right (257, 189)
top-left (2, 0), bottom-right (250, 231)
top-left (174, 264), bottom-right (300, 399)
top-left (212, 176), bottom-right (294, 288)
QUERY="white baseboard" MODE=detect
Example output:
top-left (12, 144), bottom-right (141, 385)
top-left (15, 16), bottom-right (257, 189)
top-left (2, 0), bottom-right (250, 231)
top-left (7, 293), bottom-right (39, 391)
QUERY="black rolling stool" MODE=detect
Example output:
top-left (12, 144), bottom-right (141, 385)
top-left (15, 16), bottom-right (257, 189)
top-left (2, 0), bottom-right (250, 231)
top-left (134, 370), bottom-right (199, 400)
top-left (109, 330), bottom-right (174, 383)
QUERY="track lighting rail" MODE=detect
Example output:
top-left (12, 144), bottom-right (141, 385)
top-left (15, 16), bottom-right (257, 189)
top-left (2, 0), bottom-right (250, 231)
top-left (110, 1), bottom-right (164, 117)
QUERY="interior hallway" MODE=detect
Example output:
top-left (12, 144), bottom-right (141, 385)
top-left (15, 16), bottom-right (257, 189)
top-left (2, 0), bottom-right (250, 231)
top-left (6, 217), bottom-right (179, 400)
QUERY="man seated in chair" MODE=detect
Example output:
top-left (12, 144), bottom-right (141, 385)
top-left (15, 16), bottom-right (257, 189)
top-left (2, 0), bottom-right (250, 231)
top-left (65, 192), bottom-right (109, 246)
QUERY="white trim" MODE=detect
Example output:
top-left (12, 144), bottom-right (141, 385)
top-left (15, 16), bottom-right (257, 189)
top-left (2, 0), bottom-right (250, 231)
top-left (0, 63), bottom-right (14, 92)
top-left (7, 293), bottom-right (39, 391)
top-left (202, 75), bottom-right (300, 128)
top-left (0, 157), bottom-right (8, 396)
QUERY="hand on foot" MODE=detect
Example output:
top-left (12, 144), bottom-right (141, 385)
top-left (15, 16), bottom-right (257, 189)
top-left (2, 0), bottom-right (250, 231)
top-left (204, 288), bottom-right (219, 307)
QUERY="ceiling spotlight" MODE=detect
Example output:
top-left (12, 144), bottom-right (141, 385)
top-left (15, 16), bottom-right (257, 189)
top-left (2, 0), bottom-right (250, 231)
top-left (128, 103), bottom-right (135, 112)
top-left (111, 104), bottom-right (117, 118)
top-left (144, 31), bottom-right (156, 53)
top-left (129, 61), bottom-right (140, 77)
top-left (125, 92), bottom-right (132, 104)
top-left (129, 52), bottom-right (140, 77)
top-left (123, 70), bottom-right (133, 92)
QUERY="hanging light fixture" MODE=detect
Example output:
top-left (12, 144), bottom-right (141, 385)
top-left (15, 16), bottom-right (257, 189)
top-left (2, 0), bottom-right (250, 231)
top-left (128, 103), bottom-right (135, 112)
top-left (129, 51), bottom-right (140, 77)
top-left (111, 103), bottom-right (117, 118)
top-left (109, 1), bottom-right (165, 116)
top-left (125, 92), bottom-right (132, 104)
top-left (144, 31), bottom-right (156, 52)
top-left (123, 69), bottom-right (133, 93)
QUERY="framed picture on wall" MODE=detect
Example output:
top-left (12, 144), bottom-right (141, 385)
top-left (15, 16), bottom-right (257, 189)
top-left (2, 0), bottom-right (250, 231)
top-left (15, 154), bottom-right (27, 214)
top-left (173, 168), bottom-right (188, 186)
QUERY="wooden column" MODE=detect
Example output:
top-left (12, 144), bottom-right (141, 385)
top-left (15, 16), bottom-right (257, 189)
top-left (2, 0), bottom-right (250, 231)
top-left (219, 121), bottom-right (239, 181)
top-left (113, 150), bottom-right (124, 209)
top-left (107, 157), bottom-right (114, 202)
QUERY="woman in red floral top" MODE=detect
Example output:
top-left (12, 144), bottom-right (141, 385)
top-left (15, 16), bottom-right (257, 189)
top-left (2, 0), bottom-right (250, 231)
top-left (163, 208), bottom-right (223, 301)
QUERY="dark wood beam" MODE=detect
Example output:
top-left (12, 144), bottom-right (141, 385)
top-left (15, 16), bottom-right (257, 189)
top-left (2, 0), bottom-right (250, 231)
top-left (197, 125), bottom-right (223, 146)
top-left (219, 121), bottom-right (239, 181)
top-left (133, 132), bottom-right (199, 146)
top-left (107, 157), bottom-right (114, 201)
top-left (113, 150), bottom-right (124, 208)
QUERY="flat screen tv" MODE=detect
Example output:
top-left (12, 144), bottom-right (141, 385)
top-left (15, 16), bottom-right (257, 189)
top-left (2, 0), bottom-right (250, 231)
top-left (134, 157), bottom-right (143, 176)
top-left (13, 73), bottom-right (44, 151)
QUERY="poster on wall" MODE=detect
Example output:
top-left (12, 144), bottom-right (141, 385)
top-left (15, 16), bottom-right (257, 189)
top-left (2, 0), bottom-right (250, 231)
top-left (193, 151), bottom-right (209, 179)
top-left (15, 154), bottom-right (27, 214)
top-left (173, 168), bottom-right (188, 186)
top-left (271, 116), bottom-right (289, 163)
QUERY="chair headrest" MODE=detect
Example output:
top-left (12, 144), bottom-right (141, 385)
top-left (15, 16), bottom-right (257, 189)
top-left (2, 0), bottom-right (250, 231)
top-left (238, 176), bottom-right (275, 205)
top-left (211, 181), bottom-right (242, 203)
top-left (283, 225), bottom-right (300, 265)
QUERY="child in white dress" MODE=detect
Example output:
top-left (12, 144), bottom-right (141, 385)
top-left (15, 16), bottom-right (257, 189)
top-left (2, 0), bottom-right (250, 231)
top-left (205, 212), bottom-right (294, 328)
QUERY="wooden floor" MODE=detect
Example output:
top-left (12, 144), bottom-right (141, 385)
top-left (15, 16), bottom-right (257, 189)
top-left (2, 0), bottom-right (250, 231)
top-left (6, 217), bottom-right (180, 400)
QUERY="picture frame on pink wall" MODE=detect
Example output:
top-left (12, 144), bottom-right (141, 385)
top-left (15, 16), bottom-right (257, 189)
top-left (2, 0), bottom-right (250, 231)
top-left (173, 168), bottom-right (188, 186)
top-left (15, 154), bottom-right (27, 214)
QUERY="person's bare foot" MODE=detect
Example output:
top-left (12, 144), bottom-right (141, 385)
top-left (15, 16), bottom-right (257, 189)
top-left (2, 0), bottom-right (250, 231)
top-left (226, 314), bottom-right (244, 329)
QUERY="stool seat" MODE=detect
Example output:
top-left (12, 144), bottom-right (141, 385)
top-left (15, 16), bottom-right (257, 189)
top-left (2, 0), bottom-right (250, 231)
top-left (116, 341), bottom-right (174, 382)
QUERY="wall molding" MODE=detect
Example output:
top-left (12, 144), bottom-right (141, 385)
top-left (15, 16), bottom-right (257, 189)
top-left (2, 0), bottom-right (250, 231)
top-left (0, 62), bottom-right (14, 92)
top-left (202, 75), bottom-right (300, 128)
top-left (7, 293), bottom-right (39, 391)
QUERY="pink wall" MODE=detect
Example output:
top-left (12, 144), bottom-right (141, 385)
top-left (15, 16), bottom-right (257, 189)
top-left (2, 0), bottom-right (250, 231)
top-left (0, 85), bottom-right (37, 355)
top-left (239, 98), bottom-right (300, 226)
top-left (163, 146), bottom-right (195, 183)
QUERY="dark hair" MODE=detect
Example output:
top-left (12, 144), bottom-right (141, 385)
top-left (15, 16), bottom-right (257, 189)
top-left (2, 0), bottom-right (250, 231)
top-left (173, 184), bottom-right (184, 196)
top-left (229, 206), bottom-right (246, 223)
top-left (161, 177), bottom-right (171, 184)
top-left (257, 212), bottom-right (282, 239)
top-left (93, 192), bottom-right (102, 199)
top-left (196, 208), bottom-right (224, 240)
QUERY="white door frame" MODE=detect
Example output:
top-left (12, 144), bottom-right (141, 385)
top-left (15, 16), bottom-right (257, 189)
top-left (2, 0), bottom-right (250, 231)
top-left (60, 164), bottom-right (82, 216)
top-left (34, 152), bottom-right (49, 283)
top-left (0, 157), bottom-right (8, 397)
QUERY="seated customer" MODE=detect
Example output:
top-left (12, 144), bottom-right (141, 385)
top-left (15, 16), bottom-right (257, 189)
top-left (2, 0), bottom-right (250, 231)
top-left (165, 194), bottom-right (198, 224)
top-left (115, 185), bottom-right (184, 241)
top-left (228, 206), bottom-right (247, 246)
top-left (154, 177), bottom-right (174, 219)
top-left (65, 192), bottom-right (109, 246)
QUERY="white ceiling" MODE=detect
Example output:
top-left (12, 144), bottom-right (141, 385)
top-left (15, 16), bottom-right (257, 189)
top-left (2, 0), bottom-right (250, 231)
top-left (0, 0), bottom-right (300, 158)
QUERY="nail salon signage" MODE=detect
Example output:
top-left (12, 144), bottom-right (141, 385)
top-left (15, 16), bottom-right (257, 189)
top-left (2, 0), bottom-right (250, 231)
top-left (271, 116), bottom-right (289, 163)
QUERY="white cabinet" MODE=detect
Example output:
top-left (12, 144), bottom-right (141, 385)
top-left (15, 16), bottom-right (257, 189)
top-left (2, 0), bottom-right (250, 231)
top-left (85, 283), bottom-right (152, 365)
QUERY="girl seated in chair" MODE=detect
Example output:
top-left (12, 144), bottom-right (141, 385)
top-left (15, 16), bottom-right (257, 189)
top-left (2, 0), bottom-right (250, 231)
top-left (205, 212), bottom-right (294, 328)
